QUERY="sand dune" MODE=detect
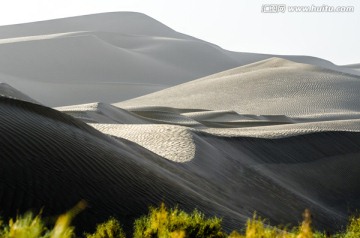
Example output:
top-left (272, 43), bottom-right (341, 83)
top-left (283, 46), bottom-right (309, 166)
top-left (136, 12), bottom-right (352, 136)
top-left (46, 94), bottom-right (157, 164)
top-left (0, 76), bottom-right (359, 235)
top-left (1, 12), bottom-right (360, 235)
top-left (3, 94), bottom-right (360, 233)
top-left (59, 57), bottom-right (360, 232)
top-left (118, 58), bottom-right (360, 117)
top-left (0, 96), bottom-right (248, 234)
top-left (52, 58), bottom-right (360, 232)
top-left (0, 12), bottom-right (260, 106)
top-left (57, 57), bottom-right (360, 163)
top-left (56, 103), bottom-right (360, 163)
top-left (56, 109), bottom-right (360, 233)
top-left (1, 12), bottom-right (357, 106)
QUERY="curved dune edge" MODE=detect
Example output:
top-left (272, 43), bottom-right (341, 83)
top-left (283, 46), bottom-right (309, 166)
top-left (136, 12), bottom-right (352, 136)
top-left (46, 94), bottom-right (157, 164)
top-left (0, 82), bottom-right (40, 104)
top-left (90, 124), bottom-right (196, 162)
top-left (56, 102), bottom-right (149, 124)
top-left (201, 118), bottom-right (360, 138)
top-left (56, 102), bottom-right (360, 162)
top-left (89, 119), bottom-right (360, 162)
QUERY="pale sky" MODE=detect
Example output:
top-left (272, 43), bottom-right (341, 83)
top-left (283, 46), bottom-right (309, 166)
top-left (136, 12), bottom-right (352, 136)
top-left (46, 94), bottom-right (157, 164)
top-left (0, 0), bottom-right (359, 65)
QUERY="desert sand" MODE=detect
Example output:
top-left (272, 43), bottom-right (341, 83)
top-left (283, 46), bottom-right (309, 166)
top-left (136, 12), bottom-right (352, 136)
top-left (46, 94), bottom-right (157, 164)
top-left (0, 12), bottom-right (360, 235)
top-left (1, 12), bottom-right (358, 106)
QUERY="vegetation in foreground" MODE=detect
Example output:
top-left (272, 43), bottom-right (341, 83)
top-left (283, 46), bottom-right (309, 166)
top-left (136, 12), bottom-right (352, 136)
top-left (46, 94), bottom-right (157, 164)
top-left (0, 203), bottom-right (359, 238)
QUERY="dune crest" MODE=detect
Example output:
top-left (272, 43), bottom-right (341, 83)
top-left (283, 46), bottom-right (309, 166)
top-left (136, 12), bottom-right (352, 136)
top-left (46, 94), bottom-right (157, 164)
top-left (117, 58), bottom-right (360, 117)
top-left (0, 82), bottom-right (39, 104)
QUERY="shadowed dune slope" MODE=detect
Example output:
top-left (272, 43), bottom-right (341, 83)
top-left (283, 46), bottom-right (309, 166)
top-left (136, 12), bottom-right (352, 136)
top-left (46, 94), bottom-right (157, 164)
top-left (0, 96), bottom-right (248, 234)
top-left (176, 131), bottom-right (360, 231)
top-left (60, 112), bottom-right (360, 232)
top-left (2, 82), bottom-right (360, 234)
top-left (3, 95), bottom-right (360, 233)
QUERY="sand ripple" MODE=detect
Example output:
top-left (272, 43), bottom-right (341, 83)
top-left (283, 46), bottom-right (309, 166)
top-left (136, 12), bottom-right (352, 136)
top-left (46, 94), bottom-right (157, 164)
top-left (91, 124), bottom-right (195, 162)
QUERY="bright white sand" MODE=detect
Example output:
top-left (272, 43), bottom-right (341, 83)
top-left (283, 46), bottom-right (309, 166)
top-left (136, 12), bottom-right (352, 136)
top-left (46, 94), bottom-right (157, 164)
top-left (91, 124), bottom-right (195, 162)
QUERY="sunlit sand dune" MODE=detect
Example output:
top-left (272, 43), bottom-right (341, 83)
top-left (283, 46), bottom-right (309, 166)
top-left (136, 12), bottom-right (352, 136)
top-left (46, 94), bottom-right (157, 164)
top-left (118, 58), bottom-right (360, 117)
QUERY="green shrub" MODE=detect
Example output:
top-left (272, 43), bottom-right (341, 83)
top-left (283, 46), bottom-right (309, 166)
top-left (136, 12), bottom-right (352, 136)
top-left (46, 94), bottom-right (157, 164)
top-left (1, 203), bottom-right (360, 238)
top-left (0, 201), bottom-right (86, 238)
top-left (133, 203), bottom-right (226, 238)
top-left (342, 216), bottom-right (360, 238)
top-left (227, 210), bottom-right (328, 238)
top-left (84, 218), bottom-right (125, 238)
top-left (0, 212), bottom-right (45, 238)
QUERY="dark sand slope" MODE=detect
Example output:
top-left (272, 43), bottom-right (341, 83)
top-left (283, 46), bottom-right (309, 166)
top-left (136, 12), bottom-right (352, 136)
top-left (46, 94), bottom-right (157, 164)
top-left (1, 12), bottom-right (357, 106)
top-left (181, 131), bottom-right (360, 231)
top-left (0, 96), bottom-right (248, 234)
top-left (85, 123), bottom-right (360, 231)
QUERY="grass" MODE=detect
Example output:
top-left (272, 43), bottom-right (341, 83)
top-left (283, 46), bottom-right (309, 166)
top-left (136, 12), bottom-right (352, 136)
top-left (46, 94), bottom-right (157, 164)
top-left (133, 203), bottom-right (225, 238)
top-left (85, 219), bottom-right (125, 238)
top-left (0, 201), bottom-right (86, 238)
top-left (0, 203), bottom-right (359, 238)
